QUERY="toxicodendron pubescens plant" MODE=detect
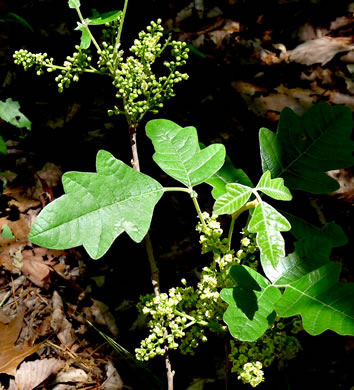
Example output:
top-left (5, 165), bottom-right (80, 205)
top-left (25, 100), bottom-right (354, 386)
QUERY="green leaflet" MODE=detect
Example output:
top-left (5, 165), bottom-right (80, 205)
top-left (75, 24), bottom-right (91, 49)
top-left (213, 183), bottom-right (252, 215)
top-left (146, 119), bottom-right (225, 188)
top-left (29, 150), bottom-right (164, 259)
top-left (204, 154), bottom-right (253, 199)
top-left (274, 262), bottom-right (354, 336)
top-left (255, 171), bottom-right (292, 201)
top-left (86, 10), bottom-right (122, 25)
top-left (220, 265), bottom-right (281, 341)
top-left (259, 102), bottom-right (354, 193)
top-left (0, 98), bottom-right (31, 132)
top-left (248, 202), bottom-right (291, 267)
top-left (68, 0), bottom-right (80, 9)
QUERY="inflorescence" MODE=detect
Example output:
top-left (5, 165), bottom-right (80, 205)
top-left (13, 19), bottom-right (189, 123)
top-left (136, 212), bottom-right (302, 387)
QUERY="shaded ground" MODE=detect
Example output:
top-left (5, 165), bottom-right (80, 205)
top-left (0, 0), bottom-right (353, 389)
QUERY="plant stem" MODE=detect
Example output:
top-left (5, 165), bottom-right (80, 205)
top-left (113, 0), bottom-right (128, 66)
top-left (128, 122), bottom-right (174, 390)
top-left (75, 7), bottom-right (101, 52)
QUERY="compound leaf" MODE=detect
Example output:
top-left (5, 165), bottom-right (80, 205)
top-left (213, 183), bottom-right (252, 215)
top-left (29, 150), bottom-right (163, 259)
top-left (259, 102), bottom-right (354, 193)
top-left (146, 119), bottom-right (225, 188)
top-left (220, 265), bottom-right (281, 341)
top-left (275, 262), bottom-right (354, 336)
top-left (248, 202), bottom-right (291, 267)
top-left (256, 171), bottom-right (292, 201)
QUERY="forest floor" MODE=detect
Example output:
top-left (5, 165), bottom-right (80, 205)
top-left (0, 0), bottom-right (353, 389)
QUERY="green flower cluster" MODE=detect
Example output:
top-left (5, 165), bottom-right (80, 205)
top-left (237, 362), bottom-right (264, 388)
top-left (229, 320), bottom-right (302, 386)
top-left (13, 18), bottom-right (189, 124)
top-left (13, 49), bottom-right (54, 75)
top-left (136, 213), bottom-right (239, 361)
top-left (109, 19), bottom-right (189, 122)
top-left (54, 46), bottom-right (93, 92)
top-left (236, 228), bottom-right (259, 269)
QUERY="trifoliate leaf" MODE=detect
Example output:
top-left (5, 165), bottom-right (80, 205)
top-left (248, 202), bottom-right (291, 267)
top-left (29, 150), bottom-right (164, 259)
top-left (86, 10), bottom-right (122, 25)
top-left (275, 262), bottom-right (354, 336)
top-left (75, 23), bottom-right (91, 49)
top-left (255, 171), bottom-right (292, 201)
top-left (68, 0), bottom-right (80, 8)
top-left (259, 102), bottom-right (354, 193)
top-left (146, 119), bottom-right (225, 188)
top-left (213, 183), bottom-right (252, 215)
top-left (0, 98), bottom-right (31, 131)
top-left (204, 154), bottom-right (253, 199)
top-left (220, 265), bottom-right (281, 341)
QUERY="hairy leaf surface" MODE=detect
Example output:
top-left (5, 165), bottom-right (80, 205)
top-left (275, 262), bottom-right (354, 336)
top-left (259, 102), bottom-right (354, 193)
top-left (220, 265), bottom-right (281, 341)
top-left (29, 150), bottom-right (163, 259)
top-left (146, 119), bottom-right (225, 188)
top-left (248, 202), bottom-right (291, 267)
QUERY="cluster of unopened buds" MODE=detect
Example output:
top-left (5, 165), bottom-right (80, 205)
top-left (13, 49), bottom-right (54, 74)
top-left (54, 46), bottom-right (92, 92)
top-left (109, 19), bottom-right (189, 120)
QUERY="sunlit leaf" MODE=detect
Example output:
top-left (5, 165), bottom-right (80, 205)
top-left (220, 265), bottom-right (281, 341)
top-left (68, 0), bottom-right (80, 9)
top-left (256, 170), bottom-right (292, 201)
top-left (248, 202), bottom-right (291, 267)
top-left (29, 150), bottom-right (164, 259)
top-left (146, 119), bottom-right (225, 188)
top-left (213, 183), bottom-right (252, 215)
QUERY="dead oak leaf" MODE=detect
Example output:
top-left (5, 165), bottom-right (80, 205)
top-left (0, 305), bottom-right (41, 376)
top-left (289, 37), bottom-right (354, 66)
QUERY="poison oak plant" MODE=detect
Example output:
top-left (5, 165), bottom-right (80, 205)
top-left (12, 0), bottom-right (354, 388)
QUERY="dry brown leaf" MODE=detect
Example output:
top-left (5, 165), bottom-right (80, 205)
top-left (54, 368), bottom-right (88, 384)
top-left (101, 361), bottom-right (123, 390)
top-left (3, 187), bottom-right (40, 213)
top-left (51, 291), bottom-right (64, 333)
top-left (0, 305), bottom-right (41, 376)
top-left (327, 169), bottom-right (354, 202)
top-left (327, 92), bottom-right (354, 111)
top-left (14, 358), bottom-right (64, 390)
top-left (289, 37), bottom-right (354, 66)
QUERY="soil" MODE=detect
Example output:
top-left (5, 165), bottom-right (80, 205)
top-left (0, 0), bottom-right (353, 389)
